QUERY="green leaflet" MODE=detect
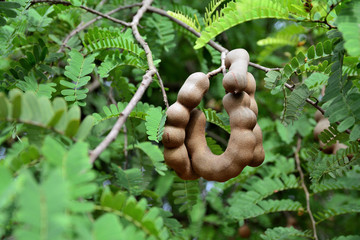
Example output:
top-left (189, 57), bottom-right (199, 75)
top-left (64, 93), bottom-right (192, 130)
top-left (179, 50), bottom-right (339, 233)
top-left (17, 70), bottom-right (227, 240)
top-left (83, 27), bottom-right (145, 58)
top-left (194, 0), bottom-right (295, 49)
top-left (314, 203), bottom-right (360, 224)
top-left (0, 1), bottom-right (21, 26)
top-left (99, 188), bottom-right (169, 240)
top-left (0, 89), bottom-right (94, 140)
top-left (336, 1), bottom-right (360, 57)
top-left (172, 177), bottom-right (200, 212)
top-left (111, 164), bottom-right (147, 196)
top-left (261, 227), bottom-right (312, 240)
top-left (133, 142), bottom-right (167, 176)
top-left (14, 170), bottom-right (68, 240)
top-left (60, 50), bottom-right (96, 106)
top-left (281, 84), bottom-right (312, 125)
top-left (145, 107), bottom-right (166, 143)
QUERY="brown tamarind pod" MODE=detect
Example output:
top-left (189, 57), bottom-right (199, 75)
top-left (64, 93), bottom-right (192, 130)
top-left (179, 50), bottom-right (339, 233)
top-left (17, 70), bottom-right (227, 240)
top-left (185, 92), bottom-right (257, 182)
top-left (162, 72), bottom-right (210, 180)
top-left (313, 115), bottom-right (334, 153)
top-left (244, 72), bottom-right (264, 167)
top-left (223, 49), bottom-right (250, 93)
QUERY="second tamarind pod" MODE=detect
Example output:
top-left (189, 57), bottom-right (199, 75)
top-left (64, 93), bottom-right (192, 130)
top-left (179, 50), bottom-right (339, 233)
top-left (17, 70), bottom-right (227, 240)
top-left (163, 145), bottom-right (199, 180)
top-left (162, 72), bottom-right (210, 180)
top-left (332, 142), bottom-right (348, 154)
top-left (223, 49), bottom-right (250, 93)
top-left (314, 110), bottom-right (324, 122)
top-left (248, 124), bottom-right (265, 167)
top-left (313, 118), bottom-right (330, 141)
top-left (244, 72), bottom-right (265, 166)
top-left (185, 92), bottom-right (257, 182)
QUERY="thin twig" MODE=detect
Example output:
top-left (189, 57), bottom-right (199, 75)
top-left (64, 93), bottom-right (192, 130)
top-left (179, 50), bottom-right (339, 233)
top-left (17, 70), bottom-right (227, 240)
top-left (294, 137), bottom-right (318, 240)
top-left (156, 71), bottom-right (169, 108)
top-left (30, 0), bottom-right (131, 26)
top-left (89, 0), bottom-right (156, 163)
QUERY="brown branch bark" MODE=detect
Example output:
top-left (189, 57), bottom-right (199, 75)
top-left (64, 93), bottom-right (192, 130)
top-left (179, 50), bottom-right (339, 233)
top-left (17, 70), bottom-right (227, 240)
top-left (89, 0), bottom-right (156, 163)
top-left (294, 137), bottom-right (318, 240)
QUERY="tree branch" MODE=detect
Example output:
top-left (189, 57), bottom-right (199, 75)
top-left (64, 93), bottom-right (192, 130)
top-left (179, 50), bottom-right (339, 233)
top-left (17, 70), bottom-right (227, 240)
top-left (30, 0), bottom-right (131, 26)
top-left (294, 137), bottom-right (318, 240)
top-left (89, 0), bottom-right (156, 163)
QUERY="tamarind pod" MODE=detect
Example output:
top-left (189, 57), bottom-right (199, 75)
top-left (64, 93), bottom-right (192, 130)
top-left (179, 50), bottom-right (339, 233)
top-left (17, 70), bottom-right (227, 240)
top-left (163, 145), bottom-right (199, 180)
top-left (313, 118), bottom-right (330, 141)
top-left (162, 72), bottom-right (210, 180)
top-left (313, 118), bottom-right (334, 153)
top-left (314, 110), bottom-right (324, 122)
top-left (332, 143), bottom-right (348, 154)
top-left (177, 72), bottom-right (210, 109)
top-left (185, 92), bottom-right (257, 182)
top-left (223, 49), bottom-right (250, 93)
top-left (248, 124), bottom-right (265, 167)
top-left (244, 72), bottom-right (258, 115)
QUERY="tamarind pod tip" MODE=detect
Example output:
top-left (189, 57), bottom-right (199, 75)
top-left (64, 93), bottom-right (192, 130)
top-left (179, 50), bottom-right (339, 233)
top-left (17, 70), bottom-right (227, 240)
top-left (177, 72), bottom-right (210, 109)
top-left (225, 49), bottom-right (250, 68)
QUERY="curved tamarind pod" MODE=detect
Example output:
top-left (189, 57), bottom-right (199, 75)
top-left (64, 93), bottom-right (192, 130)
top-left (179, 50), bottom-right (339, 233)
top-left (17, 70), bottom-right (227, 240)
top-left (223, 49), bottom-right (250, 93)
top-left (162, 72), bottom-right (210, 180)
top-left (244, 72), bottom-right (265, 167)
top-left (185, 92), bottom-right (257, 182)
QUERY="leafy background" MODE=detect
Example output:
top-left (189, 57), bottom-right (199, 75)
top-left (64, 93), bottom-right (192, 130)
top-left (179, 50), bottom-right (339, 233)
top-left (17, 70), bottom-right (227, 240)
top-left (0, 0), bottom-right (359, 239)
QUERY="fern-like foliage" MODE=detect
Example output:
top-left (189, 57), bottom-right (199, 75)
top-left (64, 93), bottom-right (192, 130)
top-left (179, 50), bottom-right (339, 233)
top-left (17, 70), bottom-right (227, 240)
top-left (60, 50), bottom-right (95, 106)
top-left (332, 236), bottom-right (360, 240)
top-left (265, 40), bottom-right (334, 93)
top-left (6, 38), bottom-right (58, 83)
top-left (0, 89), bottom-right (94, 140)
top-left (317, 125), bottom-right (348, 148)
top-left (99, 188), bottom-right (170, 240)
top-left (228, 199), bottom-right (303, 222)
top-left (308, 142), bottom-right (360, 182)
top-left (132, 142), bottom-right (167, 176)
top-left (83, 27), bottom-right (145, 58)
top-left (227, 174), bottom-right (301, 222)
top-left (206, 136), bottom-right (224, 155)
top-left (314, 203), bottom-right (360, 224)
top-left (92, 101), bottom-right (158, 124)
top-left (145, 14), bottom-right (176, 52)
top-left (257, 24), bottom-right (306, 47)
top-left (281, 84), bottom-right (312, 125)
top-left (0, 1), bottom-right (21, 26)
top-left (201, 108), bottom-right (231, 133)
top-left (167, 10), bottom-right (201, 33)
top-left (145, 107), bottom-right (166, 143)
top-left (12, 137), bottom-right (97, 239)
top-left (172, 177), bottom-right (199, 212)
top-left (194, 0), bottom-right (306, 49)
top-left (110, 164), bottom-right (147, 196)
top-left (261, 226), bottom-right (313, 240)
top-left (203, 0), bottom-right (227, 27)
top-left (311, 174), bottom-right (360, 193)
top-left (336, 1), bottom-right (360, 57)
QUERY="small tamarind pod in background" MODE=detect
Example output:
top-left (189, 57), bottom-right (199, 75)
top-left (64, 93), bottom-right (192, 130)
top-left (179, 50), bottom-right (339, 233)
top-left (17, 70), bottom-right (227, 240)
top-left (313, 111), bottom-right (335, 154)
top-left (222, 49), bottom-right (250, 93)
top-left (185, 92), bottom-right (257, 182)
top-left (162, 72), bottom-right (210, 180)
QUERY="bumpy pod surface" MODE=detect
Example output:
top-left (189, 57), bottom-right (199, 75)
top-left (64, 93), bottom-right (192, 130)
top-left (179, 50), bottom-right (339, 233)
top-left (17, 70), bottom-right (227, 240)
top-left (223, 49), bottom-right (250, 93)
top-left (185, 92), bottom-right (257, 182)
top-left (162, 49), bottom-right (265, 182)
top-left (162, 72), bottom-right (209, 180)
